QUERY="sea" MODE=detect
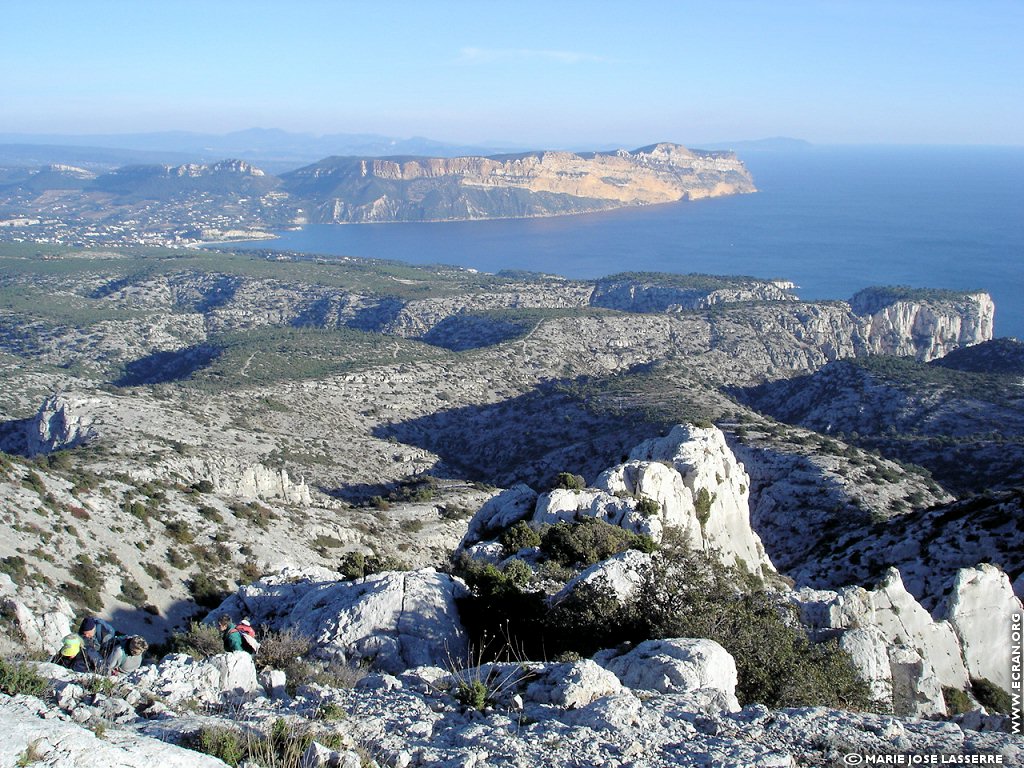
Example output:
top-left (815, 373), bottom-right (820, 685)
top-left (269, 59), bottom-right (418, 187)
top-left (231, 146), bottom-right (1024, 340)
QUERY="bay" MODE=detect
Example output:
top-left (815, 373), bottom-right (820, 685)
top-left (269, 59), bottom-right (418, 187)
top-left (231, 146), bottom-right (1024, 339)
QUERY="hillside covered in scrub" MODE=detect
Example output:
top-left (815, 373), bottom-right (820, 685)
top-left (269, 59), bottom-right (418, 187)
top-left (0, 242), bottom-right (1020, 766)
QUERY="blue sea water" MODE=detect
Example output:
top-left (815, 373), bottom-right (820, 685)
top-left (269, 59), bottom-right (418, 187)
top-left (232, 146), bottom-right (1024, 339)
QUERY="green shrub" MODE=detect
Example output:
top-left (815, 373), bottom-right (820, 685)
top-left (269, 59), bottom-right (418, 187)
top-left (169, 621), bottom-right (223, 658)
top-left (61, 554), bottom-right (104, 610)
top-left (539, 517), bottom-right (656, 568)
top-left (554, 472), bottom-right (585, 491)
top-left (164, 520), bottom-right (195, 544)
top-left (166, 547), bottom-right (191, 569)
top-left (337, 551), bottom-right (407, 580)
top-left (636, 549), bottom-right (873, 709)
top-left (0, 555), bottom-right (29, 584)
top-left (119, 575), bottom-right (148, 605)
top-left (694, 487), bottom-right (713, 528)
top-left (971, 677), bottom-right (1012, 714)
top-left (456, 680), bottom-right (488, 711)
top-left (0, 657), bottom-right (49, 697)
top-left (198, 505), bottom-right (223, 524)
top-left (943, 686), bottom-right (973, 715)
top-left (190, 725), bottom-right (245, 766)
top-left (635, 496), bottom-right (660, 517)
top-left (187, 572), bottom-right (229, 608)
top-left (499, 520), bottom-right (541, 555)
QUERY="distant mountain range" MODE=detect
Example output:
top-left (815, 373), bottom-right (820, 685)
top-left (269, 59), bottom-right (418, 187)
top-left (0, 129), bottom-right (811, 174)
top-left (0, 129), bottom-right (519, 173)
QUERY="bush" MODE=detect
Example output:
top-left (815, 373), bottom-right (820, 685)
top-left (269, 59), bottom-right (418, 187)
top-left (635, 549), bottom-right (873, 709)
top-left (61, 554), bottom-right (104, 610)
top-left (694, 487), bottom-right (714, 528)
top-left (635, 496), bottom-right (660, 517)
top-left (498, 520), bottom-right (541, 555)
top-left (554, 472), bottom-right (585, 491)
top-left (0, 657), bottom-right (49, 697)
top-left (539, 518), bottom-right (656, 568)
top-left (164, 520), bottom-right (195, 544)
top-left (337, 551), bottom-right (408, 580)
top-left (943, 686), bottom-right (973, 715)
top-left (971, 677), bottom-right (1012, 714)
top-left (169, 621), bottom-right (223, 658)
top-left (0, 555), bottom-right (29, 584)
top-left (187, 572), bottom-right (229, 608)
top-left (119, 575), bottom-right (148, 605)
top-left (257, 627), bottom-right (314, 672)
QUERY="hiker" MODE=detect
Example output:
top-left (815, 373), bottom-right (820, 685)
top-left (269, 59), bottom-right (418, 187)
top-left (78, 616), bottom-right (116, 667)
top-left (101, 635), bottom-right (148, 676)
top-left (218, 613), bottom-right (259, 655)
top-left (52, 633), bottom-right (89, 672)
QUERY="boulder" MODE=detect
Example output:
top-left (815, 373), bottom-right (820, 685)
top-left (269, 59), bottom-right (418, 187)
top-left (523, 659), bottom-right (624, 709)
top-left (596, 638), bottom-right (740, 712)
top-left (943, 564), bottom-right (1023, 692)
top-left (214, 568), bottom-right (470, 674)
top-left (460, 484), bottom-right (537, 549)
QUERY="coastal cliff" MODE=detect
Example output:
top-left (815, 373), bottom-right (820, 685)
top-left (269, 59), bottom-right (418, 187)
top-left (281, 143), bottom-right (756, 223)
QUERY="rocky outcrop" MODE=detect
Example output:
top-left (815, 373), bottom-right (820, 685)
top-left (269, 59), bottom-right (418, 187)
top-left (127, 651), bottom-right (261, 706)
top-left (459, 425), bottom-right (774, 577)
top-left (590, 276), bottom-right (797, 313)
top-left (945, 564), bottom-right (1023, 692)
top-left (196, 458), bottom-right (312, 505)
top-left (792, 566), bottom-right (1021, 717)
top-left (211, 567), bottom-right (470, 673)
top-left (24, 393), bottom-right (99, 455)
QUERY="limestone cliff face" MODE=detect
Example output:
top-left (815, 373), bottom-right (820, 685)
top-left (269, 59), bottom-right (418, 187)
top-left (281, 143), bottom-right (757, 223)
top-left (852, 288), bottom-right (995, 361)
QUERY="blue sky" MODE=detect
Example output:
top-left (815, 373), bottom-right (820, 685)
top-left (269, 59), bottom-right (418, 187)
top-left (3, 0), bottom-right (1021, 147)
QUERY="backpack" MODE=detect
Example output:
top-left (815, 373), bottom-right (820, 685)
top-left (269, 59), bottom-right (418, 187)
top-left (235, 623), bottom-right (260, 655)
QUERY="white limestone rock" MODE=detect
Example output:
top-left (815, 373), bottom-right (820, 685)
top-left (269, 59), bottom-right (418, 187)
top-left (561, 692), bottom-right (643, 732)
top-left (523, 659), bottom-right (625, 709)
top-left (943, 564), bottom-right (1023, 692)
top-left (125, 651), bottom-right (258, 706)
top-left (889, 646), bottom-right (946, 718)
top-left (793, 568), bottom-right (970, 691)
top-left (460, 484), bottom-right (537, 549)
top-left (213, 567), bottom-right (470, 674)
top-left (838, 626), bottom-right (893, 706)
top-left (25, 393), bottom-right (100, 456)
top-left (596, 638), bottom-right (740, 712)
top-left (0, 696), bottom-right (228, 768)
top-left (0, 592), bottom-right (72, 655)
top-left (623, 424), bottom-right (774, 576)
top-left (549, 549), bottom-right (652, 605)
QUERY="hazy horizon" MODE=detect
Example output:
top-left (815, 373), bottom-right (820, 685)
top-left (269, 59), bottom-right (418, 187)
top-left (4, 1), bottom-right (1022, 149)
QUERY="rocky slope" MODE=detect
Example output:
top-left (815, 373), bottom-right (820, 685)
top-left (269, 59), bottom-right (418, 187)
top-left (735, 341), bottom-right (1024, 495)
top-left (280, 143), bottom-right (757, 223)
top-left (2, 426), bottom-right (1020, 766)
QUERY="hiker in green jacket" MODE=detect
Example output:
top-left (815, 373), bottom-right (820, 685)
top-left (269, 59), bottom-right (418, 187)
top-left (218, 613), bottom-right (243, 652)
